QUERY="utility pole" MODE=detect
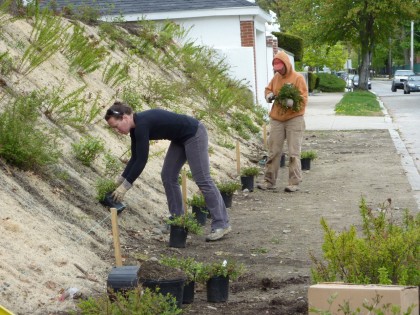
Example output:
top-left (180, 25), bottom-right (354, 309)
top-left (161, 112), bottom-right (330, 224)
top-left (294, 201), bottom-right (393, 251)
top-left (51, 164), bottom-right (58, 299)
top-left (410, 21), bottom-right (414, 71)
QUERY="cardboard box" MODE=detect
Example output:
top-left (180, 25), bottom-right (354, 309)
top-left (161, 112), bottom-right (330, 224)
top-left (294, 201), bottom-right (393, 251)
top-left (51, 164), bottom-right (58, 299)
top-left (308, 283), bottom-right (419, 315)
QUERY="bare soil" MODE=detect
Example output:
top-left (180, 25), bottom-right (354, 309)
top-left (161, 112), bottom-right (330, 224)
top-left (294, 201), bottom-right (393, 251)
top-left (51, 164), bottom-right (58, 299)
top-left (78, 129), bottom-right (418, 315)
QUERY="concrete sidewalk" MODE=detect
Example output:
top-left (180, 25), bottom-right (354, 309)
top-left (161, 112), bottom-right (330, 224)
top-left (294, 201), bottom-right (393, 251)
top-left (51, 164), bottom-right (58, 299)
top-left (305, 92), bottom-right (420, 210)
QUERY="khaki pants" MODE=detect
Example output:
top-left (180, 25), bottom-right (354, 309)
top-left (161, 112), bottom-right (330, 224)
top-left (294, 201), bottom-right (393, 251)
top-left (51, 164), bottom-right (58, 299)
top-left (264, 116), bottom-right (305, 186)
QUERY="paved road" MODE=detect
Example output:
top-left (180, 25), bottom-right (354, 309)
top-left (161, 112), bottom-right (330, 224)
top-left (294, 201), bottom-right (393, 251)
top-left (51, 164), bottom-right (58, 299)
top-left (305, 84), bottom-right (420, 209)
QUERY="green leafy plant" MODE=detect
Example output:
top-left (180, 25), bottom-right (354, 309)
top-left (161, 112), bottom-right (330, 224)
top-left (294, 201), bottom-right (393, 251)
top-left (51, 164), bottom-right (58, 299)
top-left (275, 83), bottom-right (304, 112)
top-left (64, 23), bottom-right (108, 74)
top-left (95, 178), bottom-right (117, 201)
top-left (241, 166), bottom-right (260, 177)
top-left (103, 153), bottom-right (123, 177)
top-left (216, 180), bottom-right (242, 195)
top-left (187, 193), bottom-right (206, 208)
top-left (197, 260), bottom-right (245, 283)
top-left (301, 150), bottom-right (318, 160)
top-left (310, 197), bottom-right (420, 286)
top-left (71, 135), bottom-right (105, 166)
top-left (76, 287), bottom-right (182, 314)
top-left (20, 9), bottom-right (70, 75)
top-left (0, 92), bottom-right (61, 170)
top-left (166, 212), bottom-right (203, 235)
top-left (0, 50), bottom-right (14, 75)
top-left (102, 57), bottom-right (131, 87)
top-left (160, 256), bottom-right (204, 284)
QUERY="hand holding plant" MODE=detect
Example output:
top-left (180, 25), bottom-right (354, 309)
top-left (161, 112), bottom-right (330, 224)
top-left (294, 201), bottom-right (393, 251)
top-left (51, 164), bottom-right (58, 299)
top-left (275, 83), bottom-right (303, 113)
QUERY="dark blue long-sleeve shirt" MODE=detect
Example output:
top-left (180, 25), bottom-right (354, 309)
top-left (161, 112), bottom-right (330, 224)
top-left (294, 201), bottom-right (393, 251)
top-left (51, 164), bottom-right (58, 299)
top-left (122, 109), bottom-right (199, 184)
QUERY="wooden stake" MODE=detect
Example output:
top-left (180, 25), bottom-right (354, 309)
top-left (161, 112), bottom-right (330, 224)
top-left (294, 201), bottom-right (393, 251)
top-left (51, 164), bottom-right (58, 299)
top-left (110, 208), bottom-right (123, 267)
top-left (181, 168), bottom-right (187, 213)
top-left (236, 140), bottom-right (241, 176)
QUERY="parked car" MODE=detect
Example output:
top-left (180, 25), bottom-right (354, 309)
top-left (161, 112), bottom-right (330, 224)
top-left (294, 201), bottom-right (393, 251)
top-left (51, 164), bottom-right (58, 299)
top-left (392, 69), bottom-right (415, 92)
top-left (353, 75), bottom-right (371, 89)
top-left (403, 75), bottom-right (420, 94)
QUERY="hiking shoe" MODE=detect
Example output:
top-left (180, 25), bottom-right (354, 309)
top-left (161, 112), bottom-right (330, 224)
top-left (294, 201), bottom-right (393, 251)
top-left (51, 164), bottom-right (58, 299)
top-left (206, 226), bottom-right (232, 242)
top-left (284, 185), bottom-right (300, 192)
top-left (257, 181), bottom-right (276, 190)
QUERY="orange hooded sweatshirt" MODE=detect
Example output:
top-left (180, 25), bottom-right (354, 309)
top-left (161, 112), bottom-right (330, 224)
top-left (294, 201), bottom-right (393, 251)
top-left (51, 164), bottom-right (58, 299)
top-left (265, 51), bottom-right (308, 122)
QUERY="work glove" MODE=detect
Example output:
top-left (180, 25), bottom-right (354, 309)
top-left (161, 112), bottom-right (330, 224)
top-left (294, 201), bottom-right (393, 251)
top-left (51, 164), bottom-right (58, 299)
top-left (266, 92), bottom-right (275, 103)
top-left (112, 183), bottom-right (130, 202)
top-left (115, 175), bottom-right (125, 186)
top-left (286, 99), bottom-right (294, 108)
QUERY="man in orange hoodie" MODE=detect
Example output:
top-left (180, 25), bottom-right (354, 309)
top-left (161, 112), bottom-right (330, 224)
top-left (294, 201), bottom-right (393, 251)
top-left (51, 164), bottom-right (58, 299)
top-left (257, 51), bottom-right (308, 192)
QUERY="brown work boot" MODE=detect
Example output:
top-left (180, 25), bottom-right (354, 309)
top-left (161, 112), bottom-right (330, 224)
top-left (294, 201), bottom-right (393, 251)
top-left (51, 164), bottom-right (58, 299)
top-left (257, 181), bottom-right (276, 190)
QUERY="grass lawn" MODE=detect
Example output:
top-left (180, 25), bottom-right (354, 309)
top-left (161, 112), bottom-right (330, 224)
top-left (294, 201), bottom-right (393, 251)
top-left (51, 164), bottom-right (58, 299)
top-left (335, 90), bottom-right (383, 116)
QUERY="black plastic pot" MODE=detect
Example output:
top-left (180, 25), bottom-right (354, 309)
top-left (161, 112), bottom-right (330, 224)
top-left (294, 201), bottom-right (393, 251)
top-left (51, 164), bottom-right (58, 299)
top-left (107, 265), bottom-right (140, 299)
top-left (220, 191), bottom-right (233, 208)
top-left (192, 206), bottom-right (207, 226)
top-left (182, 281), bottom-right (195, 304)
top-left (240, 175), bottom-right (254, 192)
top-left (301, 158), bottom-right (311, 170)
top-left (169, 225), bottom-right (188, 248)
top-left (280, 153), bottom-right (286, 167)
top-left (141, 277), bottom-right (185, 308)
top-left (207, 275), bottom-right (229, 303)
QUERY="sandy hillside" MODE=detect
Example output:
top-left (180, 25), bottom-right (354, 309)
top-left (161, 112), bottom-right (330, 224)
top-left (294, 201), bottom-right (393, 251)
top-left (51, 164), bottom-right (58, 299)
top-left (0, 14), bottom-right (261, 314)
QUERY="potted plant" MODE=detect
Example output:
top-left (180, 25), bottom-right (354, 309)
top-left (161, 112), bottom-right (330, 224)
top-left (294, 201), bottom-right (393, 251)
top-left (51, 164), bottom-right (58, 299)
top-left (197, 259), bottom-right (245, 303)
top-left (187, 193), bottom-right (208, 226)
top-left (274, 83), bottom-right (304, 113)
top-left (300, 150), bottom-right (318, 170)
top-left (160, 256), bottom-right (204, 304)
top-left (166, 213), bottom-right (203, 248)
top-left (240, 166), bottom-right (260, 192)
top-left (216, 180), bottom-right (242, 208)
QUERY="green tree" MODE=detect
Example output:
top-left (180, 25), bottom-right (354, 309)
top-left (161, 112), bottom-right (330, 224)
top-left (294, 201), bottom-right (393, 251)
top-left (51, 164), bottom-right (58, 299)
top-left (262, 0), bottom-right (419, 90)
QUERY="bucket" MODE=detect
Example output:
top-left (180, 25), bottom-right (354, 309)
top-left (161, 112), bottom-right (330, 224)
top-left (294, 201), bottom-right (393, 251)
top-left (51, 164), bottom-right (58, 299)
top-left (141, 278), bottom-right (185, 308)
top-left (206, 275), bottom-right (229, 303)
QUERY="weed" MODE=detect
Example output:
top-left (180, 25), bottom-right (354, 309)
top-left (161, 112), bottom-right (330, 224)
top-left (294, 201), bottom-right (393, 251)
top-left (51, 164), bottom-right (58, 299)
top-left (71, 135), bottom-right (105, 167)
top-left (103, 152), bottom-right (123, 177)
top-left (0, 92), bottom-right (61, 170)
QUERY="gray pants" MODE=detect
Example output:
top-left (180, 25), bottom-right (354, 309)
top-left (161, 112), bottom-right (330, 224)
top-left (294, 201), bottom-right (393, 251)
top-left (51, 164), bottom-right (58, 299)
top-left (161, 123), bottom-right (229, 230)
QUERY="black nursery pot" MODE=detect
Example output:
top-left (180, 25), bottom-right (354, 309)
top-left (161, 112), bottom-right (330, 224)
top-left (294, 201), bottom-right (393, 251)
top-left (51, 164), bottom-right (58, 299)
top-left (182, 281), bottom-right (195, 304)
top-left (192, 206), bottom-right (207, 226)
top-left (169, 225), bottom-right (188, 248)
top-left (301, 158), bottom-right (311, 170)
top-left (280, 153), bottom-right (286, 167)
top-left (206, 275), bottom-right (229, 303)
top-left (220, 191), bottom-right (233, 208)
top-left (141, 278), bottom-right (185, 309)
top-left (240, 175), bottom-right (254, 192)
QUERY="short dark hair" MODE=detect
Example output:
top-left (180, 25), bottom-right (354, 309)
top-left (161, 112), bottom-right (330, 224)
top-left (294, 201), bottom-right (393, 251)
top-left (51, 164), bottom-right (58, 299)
top-left (104, 101), bottom-right (133, 121)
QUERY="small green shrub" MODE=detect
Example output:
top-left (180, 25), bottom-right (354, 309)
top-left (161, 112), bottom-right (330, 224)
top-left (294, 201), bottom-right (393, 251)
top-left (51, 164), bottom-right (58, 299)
top-left (187, 193), bottom-right (206, 208)
top-left (197, 260), bottom-right (245, 283)
top-left (95, 178), bottom-right (116, 201)
top-left (76, 287), bottom-right (182, 314)
top-left (166, 213), bottom-right (203, 235)
top-left (71, 135), bottom-right (105, 166)
top-left (216, 180), bottom-right (242, 195)
top-left (0, 92), bottom-right (61, 170)
top-left (160, 256), bottom-right (204, 284)
top-left (102, 57), bottom-right (131, 87)
top-left (241, 166), bottom-right (260, 177)
top-left (317, 73), bottom-right (346, 92)
top-left (310, 197), bottom-right (420, 286)
top-left (103, 153), bottom-right (123, 177)
top-left (275, 83), bottom-right (304, 112)
top-left (301, 150), bottom-right (318, 160)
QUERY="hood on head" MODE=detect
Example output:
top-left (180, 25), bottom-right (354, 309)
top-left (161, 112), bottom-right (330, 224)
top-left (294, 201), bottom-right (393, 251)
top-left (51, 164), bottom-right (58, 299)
top-left (272, 50), bottom-right (292, 75)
